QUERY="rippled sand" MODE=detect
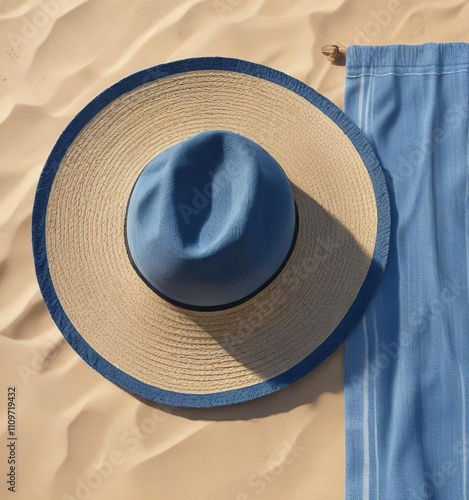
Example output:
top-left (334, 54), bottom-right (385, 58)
top-left (1, 1), bottom-right (468, 498)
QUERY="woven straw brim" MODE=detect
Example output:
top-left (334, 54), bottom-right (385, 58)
top-left (43, 68), bottom-right (378, 395)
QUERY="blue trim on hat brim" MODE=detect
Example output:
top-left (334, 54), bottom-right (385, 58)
top-left (32, 57), bottom-right (391, 408)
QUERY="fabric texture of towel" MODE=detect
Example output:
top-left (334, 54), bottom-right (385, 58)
top-left (344, 42), bottom-right (469, 500)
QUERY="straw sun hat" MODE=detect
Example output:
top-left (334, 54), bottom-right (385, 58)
top-left (32, 57), bottom-right (390, 408)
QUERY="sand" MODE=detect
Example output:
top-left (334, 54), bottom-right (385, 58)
top-left (1, 1), bottom-right (468, 499)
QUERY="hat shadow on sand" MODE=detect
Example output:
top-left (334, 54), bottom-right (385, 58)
top-left (129, 183), bottom-right (383, 420)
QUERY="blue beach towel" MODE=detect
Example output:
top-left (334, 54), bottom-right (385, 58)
top-left (344, 43), bottom-right (469, 500)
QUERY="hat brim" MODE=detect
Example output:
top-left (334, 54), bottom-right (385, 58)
top-left (32, 57), bottom-right (390, 408)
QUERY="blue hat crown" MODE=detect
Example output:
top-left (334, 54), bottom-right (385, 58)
top-left (126, 130), bottom-right (297, 309)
